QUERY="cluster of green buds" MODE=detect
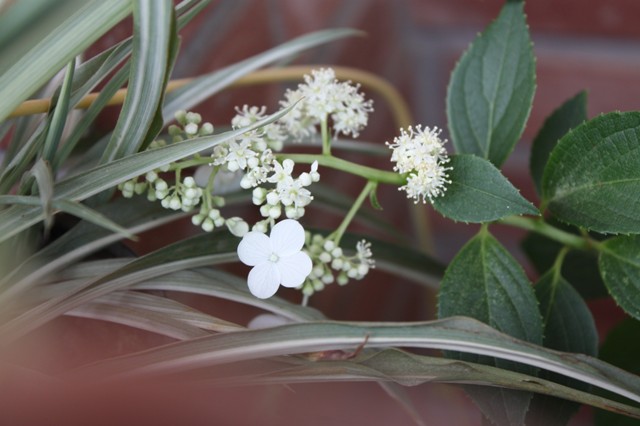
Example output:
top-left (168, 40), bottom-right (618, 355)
top-left (301, 232), bottom-right (375, 296)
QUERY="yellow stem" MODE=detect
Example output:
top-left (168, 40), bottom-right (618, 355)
top-left (9, 65), bottom-right (413, 128)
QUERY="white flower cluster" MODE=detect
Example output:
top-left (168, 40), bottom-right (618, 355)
top-left (210, 105), bottom-right (288, 190)
top-left (279, 68), bottom-right (374, 140)
top-left (169, 110), bottom-right (214, 142)
top-left (300, 233), bottom-right (375, 296)
top-left (251, 159), bottom-right (320, 221)
top-left (386, 125), bottom-right (451, 204)
top-left (117, 112), bottom-right (214, 201)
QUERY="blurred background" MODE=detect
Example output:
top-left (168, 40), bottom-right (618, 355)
top-left (6, 1), bottom-right (640, 424)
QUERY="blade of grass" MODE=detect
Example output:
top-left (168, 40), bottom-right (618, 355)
top-left (0, 0), bottom-right (132, 122)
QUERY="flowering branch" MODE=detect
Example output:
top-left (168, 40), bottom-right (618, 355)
top-left (278, 153), bottom-right (406, 185)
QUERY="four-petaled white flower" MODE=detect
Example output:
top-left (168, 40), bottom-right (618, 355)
top-left (237, 219), bottom-right (312, 299)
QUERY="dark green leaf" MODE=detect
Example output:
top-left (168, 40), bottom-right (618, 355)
top-left (530, 91), bottom-right (588, 194)
top-left (432, 154), bottom-right (538, 223)
top-left (527, 270), bottom-right (598, 426)
top-left (542, 112), bottom-right (640, 234)
top-left (599, 235), bottom-right (640, 320)
top-left (438, 228), bottom-right (543, 424)
top-left (595, 318), bottom-right (640, 426)
top-left (446, 1), bottom-right (535, 166)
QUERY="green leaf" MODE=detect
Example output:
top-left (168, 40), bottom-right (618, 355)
top-left (100, 0), bottom-right (173, 163)
top-left (26, 159), bottom-right (54, 232)
top-left (446, 1), bottom-right (535, 166)
top-left (438, 228), bottom-right (543, 425)
top-left (0, 0), bottom-right (132, 123)
top-left (599, 235), bottom-right (640, 320)
top-left (530, 91), bottom-right (588, 194)
top-left (439, 229), bottom-right (543, 348)
top-left (542, 112), bottom-right (640, 234)
top-left (432, 154), bottom-right (538, 223)
top-left (42, 61), bottom-right (75, 163)
top-left (595, 318), bottom-right (640, 426)
top-left (527, 269), bottom-right (599, 426)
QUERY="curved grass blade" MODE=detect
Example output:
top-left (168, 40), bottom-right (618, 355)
top-left (0, 0), bottom-right (132, 122)
top-left (163, 28), bottom-right (362, 120)
top-left (67, 317), bottom-right (640, 407)
top-left (225, 349), bottom-right (640, 419)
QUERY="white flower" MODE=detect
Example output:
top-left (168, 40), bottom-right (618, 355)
top-left (387, 125), bottom-right (451, 204)
top-left (278, 68), bottom-right (373, 141)
top-left (237, 219), bottom-right (312, 299)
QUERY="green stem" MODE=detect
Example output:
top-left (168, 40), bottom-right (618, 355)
top-left (499, 216), bottom-right (595, 250)
top-left (279, 153), bottom-right (405, 185)
top-left (331, 180), bottom-right (376, 245)
top-left (169, 157), bottom-right (210, 171)
top-left (321, 119), bottom-right (330, 156)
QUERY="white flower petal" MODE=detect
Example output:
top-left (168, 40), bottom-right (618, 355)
top-left (270, 219), bottom-right (305, 256)
top-left (237, 231), bottom-right (271, 266)
top-left (247, 262), bottom-right (281, 299)
top-left (247, 313), bottom-right (292, 329)
top-left (278, 251), bottom-right (312, 288)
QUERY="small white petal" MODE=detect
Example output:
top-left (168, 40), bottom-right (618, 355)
top-left (278, 251), bottom-right (312, 288)
top-left (237, 232), bottom-right (271, 266)
top-left (270, 219), bottom-right (305, 256)
top-left (247, 313), bottom-right (292, 329)
top-left (247, 262), bottom-right (281, 299)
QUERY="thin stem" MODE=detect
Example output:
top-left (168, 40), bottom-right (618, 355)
top-left (321, 119), bottom-right (331, 156)
top-left (499, 216), bottom-right (595, 250)
top-left (279, 153), bottom-right (405, 185)
top-left (332, 180), bottom-right (376, 245)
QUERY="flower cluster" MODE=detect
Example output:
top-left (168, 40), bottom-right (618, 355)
top-left (251, 159), bottom-right (320, 221)
top-left (386, 125), bottom-right (451, 204)
top-left (300, 233), bottom-right (375, 296)
top-left (279, 68), bottom-right (374, 140)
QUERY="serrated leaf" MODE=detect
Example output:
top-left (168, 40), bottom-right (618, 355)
top-left (599, 235), bottom-right (640, 320)
top-left (527, 270), bottom-right (598, 426)
top-left (438, 230), bottom-right (543, 348)
top-left (446, 1), bottom-right (535, 166)
top-left (530, 91), bottom-right (588, 194)
top-left (438, 228), bottom-right (543, 425)
top-left (432, 154), bottom-right (538, 222)
top-left (542, 112), bottom-right (640, 234)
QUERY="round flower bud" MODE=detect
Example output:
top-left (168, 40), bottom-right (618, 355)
top-left (201, 218), bottom-right (214, 232)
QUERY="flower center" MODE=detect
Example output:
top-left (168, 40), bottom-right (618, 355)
top-left (268, 252), bottom-right (279, 263)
